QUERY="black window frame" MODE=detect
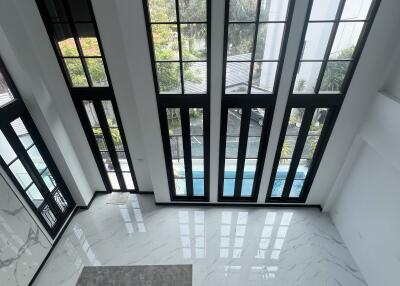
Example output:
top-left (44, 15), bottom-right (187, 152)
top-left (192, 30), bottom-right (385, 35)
top-left (266, 0), bottom-right (381, 203)
top-left (35, 0), bottom-right (139, 192)
top-left (142, 0), bottom-right (211, 201)
top-left (0, 57), bottom-right (75, 238)
top-left (218, 0), bottom-right (295, 202)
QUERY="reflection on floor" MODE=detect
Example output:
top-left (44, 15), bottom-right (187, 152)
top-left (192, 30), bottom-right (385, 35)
top-left (33, 194), bottom-right (365, 286)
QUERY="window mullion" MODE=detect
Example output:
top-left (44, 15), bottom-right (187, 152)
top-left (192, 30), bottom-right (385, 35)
top-left (313, 0), bottom-right (346, 94)
top-left (93, 100), bottom-right (127, 191)
top-left (234, 107), bottom-right (251, 198)
top-left (246, 0), bottom-right (263, 94)
top-left (2, 124), bottom-right (50, 198)
top-left (174, 0), bottom-right (185, 94)
top-left (281, 108), bottom-right (314, 198)
top-left (61, 0), bottom-right (93, 87)
top-left (181, 108), bottom-right (194, 197)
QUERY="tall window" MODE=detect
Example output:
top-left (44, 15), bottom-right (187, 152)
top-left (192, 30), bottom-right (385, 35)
top-left (219, 0), bottom-right (294, 201)
top-left (0, 58), bottom-right (75, 238)
top-left (36, 0), bottom-right (138, 191)
top-left (266, 0), bottom-right (380, 202)
top-left (143, 0), bottom-right (210, 200)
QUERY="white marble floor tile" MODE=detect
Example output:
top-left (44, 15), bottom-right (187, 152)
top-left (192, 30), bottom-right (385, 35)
top-left (33, 194), bottom-right (365, 286)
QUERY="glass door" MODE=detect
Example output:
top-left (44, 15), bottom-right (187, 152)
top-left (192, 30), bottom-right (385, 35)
top-left (219, 105), bottom-right (271, 201)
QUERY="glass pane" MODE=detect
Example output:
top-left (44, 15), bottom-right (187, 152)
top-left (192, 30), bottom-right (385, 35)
top-left (64, 58), bottom-right (89, 87)
top-left (227, 24), bottom-right (255, 60)
top-left (241, 179), bottom-right (254, 197)
top-left (245, 137), bottom-right (260, 158)
top-left (248, 107), bottom-right (264, 131)
top-left (271, 179), bottom-right (285, 197)
top-left (41, 204), bottom-right (57, 228)
top-left (9, 160), bottom-right (32, 189)
top-left (175, 178), bottom-right (187, 196)
top-left (167, 108), bottom-right (182, 135)
top-left (170, 136), bottom-right (183, 159)
top-left (53, 189), bottom-right (68, 212)
top-left (76, 23), bottom-right (101, 56)
top-left (227, 108), bottom-right (241, 136)
top-left (295, 159), bottom-right (310, 179)
top-left (259, 0), bottom-right (289, 21)
top-left (276, 159), bottom-right (291, 180)
top-left (223, 179), bottom-right (235, 197)
top-left (26, 184), bottom-right (44, 208)
top-left (0, 131), bottom-right (17, 164)
top-left (102, 101), bottom-right (118, 127)
top-left (287, 108), bottom-right (305, 135)
top-left (181, 24), bottom-right (206, 61)
top-left (255, 23), bottom-right (284, 60)
top-left (152, 24), bottom-right (179, 61)
top-left (107, 172), bottom-right (120, 190)
top-left (224, 159), bottom-right (237, 178)
top-left (229, 0), bottom-right (257, 21)
top-left (27, 146), bottom-right (47, 173)
top-left (320, 61), bottom-right (350, 93)
top-left (67, 0), bottom-right (91, 21)
top-left (302, 23), bottom-right (333, 60)
top-left (192, 159), bottom-right (204, 178)
top-left (86, 58), bottom-right (109, 87)
top-left (83, 100), bottom-right (100, 127)
top-left (94, 129), bottom-right (108, 151)
top-left (11, 118), bottom-right (33, 149)
top-left (101, 152), bottom-right (114, 171)
top-left (172, 158), bottom-right (185, 178)
top-left (179, 0), bottom-right (206, 21)
top-left (43, 0), bottom-right (68, 22)
top-left (123, 172), bottom-right (135, 189)
top-left (330, 22), bottom-right (364, 60)
top-left (42, 168), bottom-right (57, 191)
top-left (109, 128), bottom-right (123, 151)
top-left (243, 159), bottom-right (256, 178)
top-left (309, 0), bottom-right (340, 20)
top-left (225, 136), bottom-right (239, 158)
top-left (341, 0), bottom-right (373, 20)
top-left (251, 61), bottom-right (277, 93)
top-left (302, 136), bottom-right (320, 159)
top-left (189, 108), bottom-right (203, 135)
top-left (280, 136), bottom-right (297, 158)
top-left (289, 180), bottom-right (304, 198)
top-left (193, 179), bottom-right (204, 196)
top-left (293, 61), bottom-right (322, 93)
top-left (310, 108), bottom-right (328, 135)
top-left (183, 62), bottom-right (207, 94)
top-left (225, 62), bottom-right (250, 94)
top-left (156, 62), bottom-right (181, 94)
top-left (191, 135), bottom-right (203, 156)
top-left (53, 24), bottom-right (78, 57)
top-left (0, 70), bottom-right (14, 108)
top-left (117, 152), bottom-right (130, 172)
top-left (148, 0), bottom-right (176, 22)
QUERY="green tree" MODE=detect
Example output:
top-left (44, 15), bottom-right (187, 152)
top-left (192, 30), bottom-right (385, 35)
top-left (320, 47), bottom-right (355, 92)
top-left (149, 0), bottom-right (204, 92)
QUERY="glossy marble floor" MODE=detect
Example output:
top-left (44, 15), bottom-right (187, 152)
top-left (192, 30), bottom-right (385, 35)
top-left (34, 194), bottom-right (366, 286)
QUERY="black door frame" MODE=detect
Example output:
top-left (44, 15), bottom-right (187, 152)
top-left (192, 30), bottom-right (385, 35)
top-left (0, 58), bottom-right (75, 238)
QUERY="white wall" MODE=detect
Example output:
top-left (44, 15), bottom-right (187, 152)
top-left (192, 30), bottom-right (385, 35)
top-left (307, 0), bottom-right (400, 205)
top-left (328, 93), bottom-right (400, 286)
top-left (0, 0), bottom-right (101, 205)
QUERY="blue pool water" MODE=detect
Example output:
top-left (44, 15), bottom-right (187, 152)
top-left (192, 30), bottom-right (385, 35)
top-left (177, 170), bottom-right (306, 197)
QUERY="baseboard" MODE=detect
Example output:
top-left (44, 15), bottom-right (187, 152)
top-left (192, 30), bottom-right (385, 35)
top-left (156, 202), bottom-right (322, 211)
